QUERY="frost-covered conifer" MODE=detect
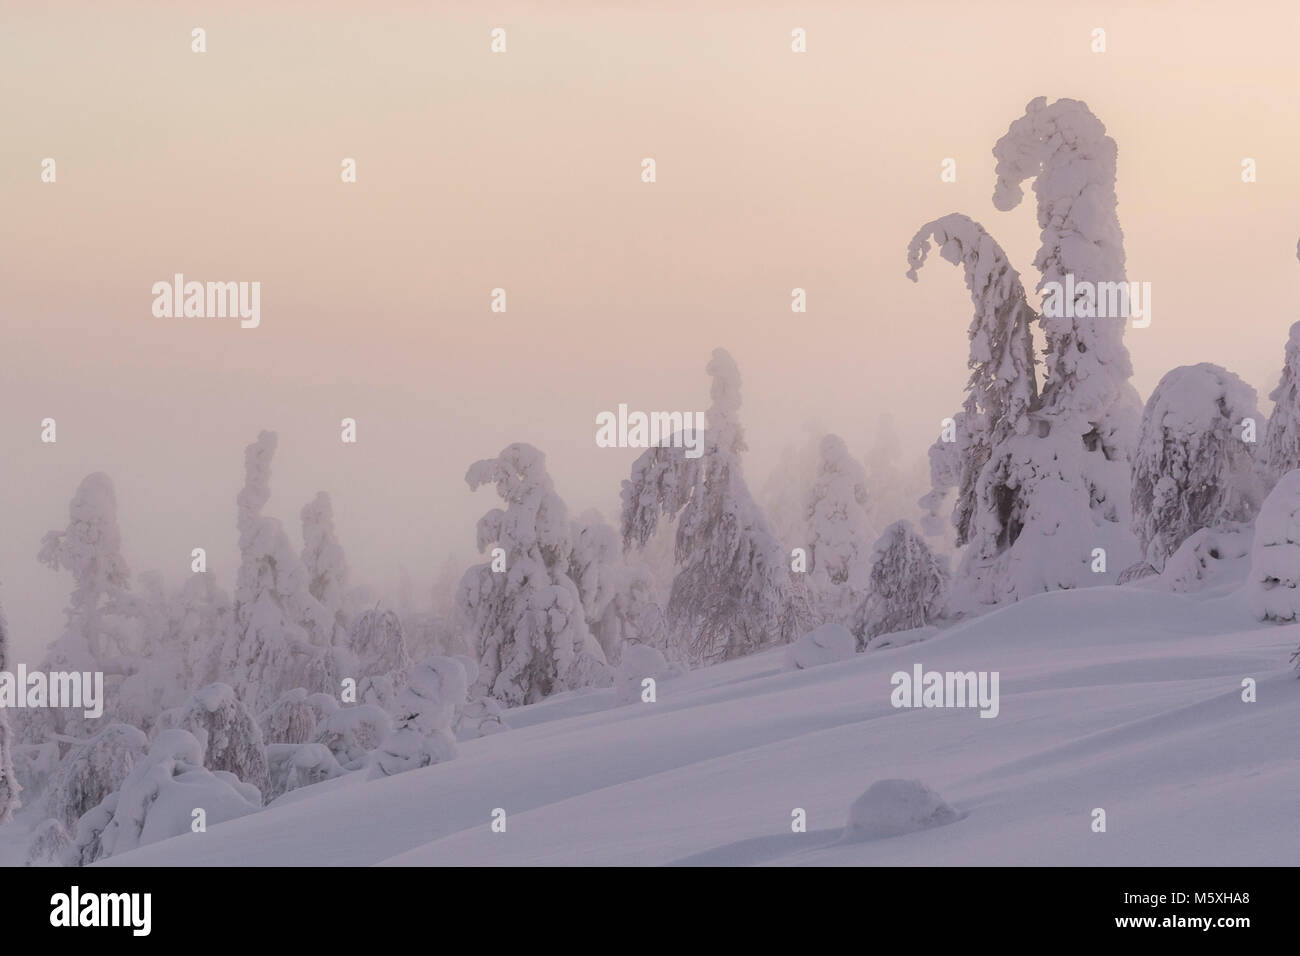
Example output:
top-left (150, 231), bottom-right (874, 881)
top-left (347, 608), bottom-right (412, 712)
top-left (852, 521), bottom-right (948, 649)
top-left (312, 703), bottom-right (389, 770)
top-left (220, 432), bottom-right (331, 713)
top-left (457, 443), bottom-right (610, 705)
top-left (803, 434), bottom-right (876, 625)
top-left (621, 349), bottom-right (809, 664)
top-left (258, 687), bottom-right (320, 745)
top-left (569, 509), bottom-right (666, 665)
top-left (1130, 364), bottom-right (1262, 571)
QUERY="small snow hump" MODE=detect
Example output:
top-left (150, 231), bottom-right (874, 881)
top-left (843, 779), bottom-right (959, 841)
top-left (784, 623), bottom-right (855, 671)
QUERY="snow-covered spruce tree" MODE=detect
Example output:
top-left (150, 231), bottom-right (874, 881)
top-left (906, 214), bottom-right (1038, 551)
top-left (219, 432), bottom-right (331, 714)
top-left (43, 722), bottom-right (147, 831)
top-left (300, 491), bottom-right (355, 677)
top-left (347, 608), bottom-right (413, 711)
top-left (803, 434), bottom-right (876, 625)
top-left (31, 473), bottom-right (136, 738)
top-left (1129, 364), bottom-right (1262, 572)
top-left (0, 600), bottom-right (19, 822)
top-left (852, 521), bottom-right (949, 650)
top-left (457, 443), bottom-right (610, 705)
top-left (621, 349), bottom-right (810, 665)
top-left (1247, 469), bottom-right (1300, 629)
top-left (1258, 249), bottom-right (1300, 493)
top-left (569, 509), bottom-right (667, 666)
top-left (164, 683), bottom-right (269, 798)
top-left (371, 656), bottom-right (467, 777)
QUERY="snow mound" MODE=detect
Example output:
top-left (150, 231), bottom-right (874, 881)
top-left (1248, 469), bottom-right (1300, 622)
top-left (844, 779), bottom-right (959, 840)
top-left (784, 623), bottom-right (856, 670)
top-left (615, 643), bottom-right (677, 703)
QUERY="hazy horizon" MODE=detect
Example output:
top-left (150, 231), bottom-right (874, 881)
top-left (5, 0), bottom-right (1300, 658)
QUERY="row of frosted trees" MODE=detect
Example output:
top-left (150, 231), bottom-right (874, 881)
top-left (7, 95), bottom-right (1300, 861)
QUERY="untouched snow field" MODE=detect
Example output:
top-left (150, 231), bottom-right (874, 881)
top-left (84, 583), bottom-right (1299, 867)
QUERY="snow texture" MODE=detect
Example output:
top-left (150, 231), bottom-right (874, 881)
top-left (784, 623), bottom-right (856, 671)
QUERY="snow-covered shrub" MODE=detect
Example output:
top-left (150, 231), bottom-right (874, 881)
top-left (258, 687), bottom-right (319, 745)
top-left (26, 818), bottom-right (72, 867)
top-left (1247, 470), bottom-right (1300, 625)
top-left (1157, 525), bottom-right (1252, 594)
top-left (167, 683), bottom-right (269, 797)
top-left (458, 443), bottom-right (611, 705)
top-left (844, 779), bottom-right (959, 840)
top-left (265, 742), bottom-right (345, 802)
top-left (1130, 364), bottom-right (1262, 571)
top-left (44, 722), bottom-right (148, 830)
top-left (621, 349), bottom-right (810, 664)
top-left (313, 703), bottom-right (390, 771)
top-left (372, 657), bottom-right (467, 777)
top-left (784, 623), bottom-right (856, 671)
top-left (80, 729), bottom-right (260, 864)
top-left (853, 521), bottom-right (948, 649)
top-left (803, 435), bottom-right (876, 625)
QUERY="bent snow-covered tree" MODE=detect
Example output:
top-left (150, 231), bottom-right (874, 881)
top-left (803, 434), bottom-right (876, 625)
top-left (907, 213), bottom-right (1038, 551)
top-left (852, 521), bottom-right (949, 649)
top-left (457, 443), bottom-right (610, 705)
top-left (371, 656), bottom-right (467, 777)
top-left (1130, 364), bottom-right (1262, 572)
top-left (621, 348), bottom-right (809, 665)
top-left (918, 97), bottom-right (1142, 607)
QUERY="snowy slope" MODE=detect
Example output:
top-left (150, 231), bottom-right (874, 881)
top-left (97, 583), bottom-right (1300, 867)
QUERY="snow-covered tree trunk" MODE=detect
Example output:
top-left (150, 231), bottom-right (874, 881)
top-left (1129, 364), bottom-right (1262, 571)
top-left (621, 348), bottom-right (810, 665)
top-left (458, 443), bottom-right (610, 705)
